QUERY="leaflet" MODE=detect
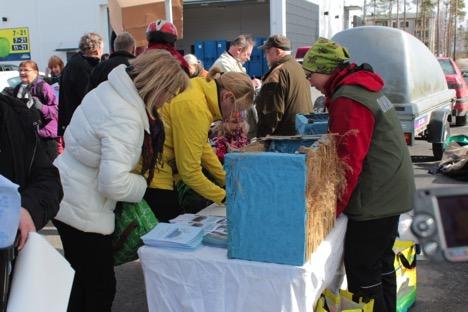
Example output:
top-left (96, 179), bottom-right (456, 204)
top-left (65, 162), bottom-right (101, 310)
top-left (170, 214), bottom-right (228, 248)
top-left (141, 223), bottom-right (204, 249)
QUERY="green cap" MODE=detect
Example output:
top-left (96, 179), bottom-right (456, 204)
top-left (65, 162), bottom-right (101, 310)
top-left (302, 38), bottom-right (350, 74)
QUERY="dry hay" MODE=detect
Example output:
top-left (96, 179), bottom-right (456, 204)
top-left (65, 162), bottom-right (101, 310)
top-left (300, 133), bottom-right (350, 257)
top-left (239, 141), bottom-right (267, 153)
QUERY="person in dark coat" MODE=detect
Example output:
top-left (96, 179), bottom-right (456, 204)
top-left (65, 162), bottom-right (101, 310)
top-left (0, 93), bottom-right (63, 249)
top-left (58, 32), bottom-right (103, 136)
top-left (88, 32), bottom-right (136, 91)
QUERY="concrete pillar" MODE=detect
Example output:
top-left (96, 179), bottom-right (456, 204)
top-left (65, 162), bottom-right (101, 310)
top-left (165, 0), bottom-right (173, 23)
top-left (269, 0), bottom-right (286, 36)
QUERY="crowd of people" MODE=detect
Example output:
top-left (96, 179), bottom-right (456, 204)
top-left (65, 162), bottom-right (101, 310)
top-left (0, 19), bottom-right (414, 312)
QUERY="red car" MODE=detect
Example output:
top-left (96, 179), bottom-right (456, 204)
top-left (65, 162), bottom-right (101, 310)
top-left (295, 46), bottom-right (310, 64)
top-left (438, 57), bottom-right (468, 126)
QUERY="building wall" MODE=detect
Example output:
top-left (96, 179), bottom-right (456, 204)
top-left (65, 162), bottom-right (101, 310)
top-left (309, 0), bottom-right (345, 38)
top-left (366, 14), bottom-right (436, 52)
top-left (286, 0), bottom-right (319, 52)
top-left (0, 0), bottom-right (110, 71)
top-left (177, 2), bottom-right (270, 55)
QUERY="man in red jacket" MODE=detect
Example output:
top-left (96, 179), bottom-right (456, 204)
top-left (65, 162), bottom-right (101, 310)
top-left (302, 38), bottom-right (414, 312)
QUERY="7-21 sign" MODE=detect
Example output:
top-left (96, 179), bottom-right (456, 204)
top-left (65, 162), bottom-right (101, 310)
top-left (0, 27), bottom-right (31, 62)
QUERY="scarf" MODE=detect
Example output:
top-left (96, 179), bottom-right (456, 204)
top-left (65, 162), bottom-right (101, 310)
top-left (140, 111), bottom-right (165, 184)
top-left (147, 42), bottom-right (190, 75)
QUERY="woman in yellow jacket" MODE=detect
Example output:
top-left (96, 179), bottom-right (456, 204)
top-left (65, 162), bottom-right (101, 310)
top-left (144, 67), bottom-right (255, 222)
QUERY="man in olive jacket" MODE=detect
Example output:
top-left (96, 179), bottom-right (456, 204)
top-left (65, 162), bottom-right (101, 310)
top-left (256, 35), bottom-right (312, 137)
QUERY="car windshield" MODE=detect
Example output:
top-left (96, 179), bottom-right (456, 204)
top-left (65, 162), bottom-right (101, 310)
top-left (438, 59), bottom-right (456, 75)
top-left (7, 76), bottom-right (21, 88)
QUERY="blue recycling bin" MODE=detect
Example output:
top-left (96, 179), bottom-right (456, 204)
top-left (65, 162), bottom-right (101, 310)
top-left (247, 60), bottom-right (263, 78)
top-left (203, 40), bottom-right (217, 70)
top-left (216, 40), bottom-right (227, 58)
top-left (194, 40), bottom-right (204, 62)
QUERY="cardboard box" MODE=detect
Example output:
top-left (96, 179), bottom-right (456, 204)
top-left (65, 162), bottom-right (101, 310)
top-left (225, 152), bottom-right (309, 266)
top-left (108, 0), bottom-right (183, 47)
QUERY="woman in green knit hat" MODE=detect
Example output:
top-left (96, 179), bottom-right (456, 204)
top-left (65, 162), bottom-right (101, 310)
top-left (303, 38), bottom-right (415, 312)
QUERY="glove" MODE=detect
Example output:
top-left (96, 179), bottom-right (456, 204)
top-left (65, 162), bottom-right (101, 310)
top-left (32, 97), bottom-right (43, 110)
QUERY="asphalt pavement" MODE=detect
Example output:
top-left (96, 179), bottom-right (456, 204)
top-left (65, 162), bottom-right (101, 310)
top-left (404, 123), bottom-right (468, 312)
top-left (40, 124), bottom-right (468, 312)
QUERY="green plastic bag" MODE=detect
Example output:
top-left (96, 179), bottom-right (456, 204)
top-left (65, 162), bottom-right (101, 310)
top-left (444, 135), bottom-right (468, 148)
top-left (112, 199), bottom-right (158, 266)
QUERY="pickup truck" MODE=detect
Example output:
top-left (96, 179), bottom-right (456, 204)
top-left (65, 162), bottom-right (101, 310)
top-left (332, 26), bottom-right (455, 160)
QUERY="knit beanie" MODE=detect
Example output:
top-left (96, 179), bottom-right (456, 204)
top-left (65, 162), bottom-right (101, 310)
top-left (302, 38), bottom-right (350, 74)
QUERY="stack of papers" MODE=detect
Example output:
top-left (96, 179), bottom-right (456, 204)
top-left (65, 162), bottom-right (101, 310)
top-left (170, 214), bottom-right (228, 248)
top-left (141, 223), bottom-right (204, 249)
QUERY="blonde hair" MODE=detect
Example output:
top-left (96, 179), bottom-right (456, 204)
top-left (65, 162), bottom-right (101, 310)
top-left (183, 53), bottom-right (201, 66)
top-left (129, 50), bottom-right (189, 118)
top-left (207, 67), bottom-right (254, 112)
top-left (79, 32), bottom-right (103, 54)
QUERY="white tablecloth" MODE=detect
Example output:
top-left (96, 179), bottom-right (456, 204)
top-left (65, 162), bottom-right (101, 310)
top-left (138, 214), bottom-right (348, 312)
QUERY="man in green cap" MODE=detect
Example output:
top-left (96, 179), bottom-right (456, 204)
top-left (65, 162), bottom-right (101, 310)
top-left (255, 35), bottom-right (312, 137)
top-left (303, 38), bottom-right (415, 312)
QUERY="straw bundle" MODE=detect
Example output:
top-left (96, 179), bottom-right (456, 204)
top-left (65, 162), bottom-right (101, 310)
top-left (239, 141), bottom-right (267, 153)
top-left (300, 134), bottom-right (349, 257)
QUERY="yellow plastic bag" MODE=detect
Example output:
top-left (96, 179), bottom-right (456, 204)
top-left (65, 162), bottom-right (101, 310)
top-left (393, 239), bottom-right (418, 312)
top-left (315, 289), bottom-right (374, 312)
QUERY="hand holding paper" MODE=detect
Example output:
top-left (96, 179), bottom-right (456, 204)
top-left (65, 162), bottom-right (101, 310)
top-left (18, 207), bottom-right (36, 250)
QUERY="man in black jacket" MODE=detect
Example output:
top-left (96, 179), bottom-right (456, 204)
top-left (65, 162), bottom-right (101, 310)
top-left (88, 32), bottom-right (136, 91)
top-left (0, 94), bottom-right (63, 248)
top-left (58, 32), bottom-right (103, 136)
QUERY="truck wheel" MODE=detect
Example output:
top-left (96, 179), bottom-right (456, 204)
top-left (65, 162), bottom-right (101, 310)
top-left (432, 143), bottom-right (444, 161)
top-left (455, 115), bottom-right (467, 126)
top-left (432, 123), bottom-right (450, 160)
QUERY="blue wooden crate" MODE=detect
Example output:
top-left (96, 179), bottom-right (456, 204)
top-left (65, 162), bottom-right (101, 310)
top-left (296, 113), bottom-right (329, 135)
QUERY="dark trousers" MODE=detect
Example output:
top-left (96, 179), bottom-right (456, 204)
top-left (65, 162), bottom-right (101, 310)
top-left (54, 220), bottom-right (116, 312)
top-left (41, 138), bottom-right (58, 160)
top-left (344, 215), bottom-right (399, 312)
top-left (144, 188), bottom-right (183, 223)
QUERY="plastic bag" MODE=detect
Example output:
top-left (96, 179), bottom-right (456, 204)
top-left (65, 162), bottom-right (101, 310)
top-left (393, 239), bottom-right (418, 312)
top-left (112, 200), bottom-right (158, 266)
top-left (315, 289), bottom-right (374, 312)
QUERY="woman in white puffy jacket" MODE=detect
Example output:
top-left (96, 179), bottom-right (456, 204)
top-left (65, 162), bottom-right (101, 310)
top-left (53, 50), bottom-right (189, 312)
